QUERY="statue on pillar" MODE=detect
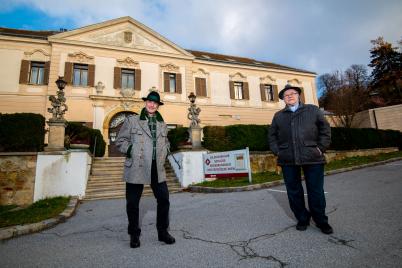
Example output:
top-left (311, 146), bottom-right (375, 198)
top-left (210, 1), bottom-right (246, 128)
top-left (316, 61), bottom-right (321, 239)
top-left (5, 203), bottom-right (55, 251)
top-left (187, 92), bottom-right (202, 149)
top-left (45, 77), bottom-right (68, 151)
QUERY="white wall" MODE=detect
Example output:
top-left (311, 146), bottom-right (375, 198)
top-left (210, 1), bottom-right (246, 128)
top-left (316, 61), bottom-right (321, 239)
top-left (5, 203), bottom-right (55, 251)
top-left (248, 75), bottom-right (261, 107)
top-left (210, 72), bottom-right (231, 105)
top-left (34, 150), bottom-right (92, 201)
top-left (95, 56), bottom-right (115, 96)
top-left (0, 49), bottom-right (23, 92)
top-left (168, 150), bottom-right (207, 187)
top-left (140, 62), bottom-right (159, 97)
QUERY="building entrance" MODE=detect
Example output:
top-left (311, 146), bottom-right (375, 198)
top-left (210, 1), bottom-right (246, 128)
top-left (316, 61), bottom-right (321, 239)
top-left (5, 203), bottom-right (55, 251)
top-left (108, 111), bottom-right (136, 157)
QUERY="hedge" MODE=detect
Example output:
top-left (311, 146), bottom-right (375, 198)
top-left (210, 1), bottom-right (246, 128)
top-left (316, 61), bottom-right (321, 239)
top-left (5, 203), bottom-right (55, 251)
top-left (203, 125), bottom-right (269, 151)
top-left (0, 113), bottom-right (45, 152)
top-left (167, 127), bottom-right (189, 151)
top-left (202, 125), bottom-right (402, 152)
top-left (65, 122), bottom-right (106, 157)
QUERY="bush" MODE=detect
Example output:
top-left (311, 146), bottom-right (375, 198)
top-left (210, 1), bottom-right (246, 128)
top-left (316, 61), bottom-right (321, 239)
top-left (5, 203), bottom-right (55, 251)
top-left (203, 126), bottom-right (231, 151)
top-left (0, 113), bottom-right (45, 152)
top-left (167, 127), bottom-right (189, 151)
top-left (202, 124), bottom-right (402, 152)
top-left (329, 127), bottom-right (402, 150)
top-left (90, 128), bottom-right (106, 157)
top-left (65, 122), bottom-right (106, 157)
top-left (203, 125), bottom-right (269, 151)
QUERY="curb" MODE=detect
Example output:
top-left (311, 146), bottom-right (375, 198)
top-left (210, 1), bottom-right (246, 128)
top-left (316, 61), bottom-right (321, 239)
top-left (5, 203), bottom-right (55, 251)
top-left (187, 157), bottom-right (402, 194)
top-left (0, 196), bottom-right (80, 241)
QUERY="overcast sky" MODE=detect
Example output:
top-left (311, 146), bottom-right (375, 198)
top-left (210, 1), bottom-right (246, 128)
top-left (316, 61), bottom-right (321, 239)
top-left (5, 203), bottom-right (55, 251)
top-left (1, 0), bottom-right (401, 77)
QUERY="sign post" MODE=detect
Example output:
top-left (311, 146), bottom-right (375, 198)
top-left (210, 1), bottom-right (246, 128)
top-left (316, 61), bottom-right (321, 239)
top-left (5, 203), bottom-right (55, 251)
top-left (203, 148), bottom-right (252, 183)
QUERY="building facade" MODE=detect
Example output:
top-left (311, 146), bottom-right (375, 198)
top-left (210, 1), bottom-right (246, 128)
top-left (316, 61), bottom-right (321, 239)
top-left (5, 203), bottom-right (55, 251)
top-left (0, 16), bottom-right (317, 156)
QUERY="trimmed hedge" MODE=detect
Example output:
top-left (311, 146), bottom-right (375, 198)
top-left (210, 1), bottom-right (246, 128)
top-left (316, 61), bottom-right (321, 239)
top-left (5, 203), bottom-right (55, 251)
top-left (0, 113), bottom-right (45, 152)
top-left (167, 127), bottom-right (189, 151)
top-left (203, 125), bottom-right (269, 151)
top-left (65, 122), bottom-right (106, 157)
top-left (203, 124), bottom-right (402, 151)
top-left (330, 127), bottom-right (402, 150)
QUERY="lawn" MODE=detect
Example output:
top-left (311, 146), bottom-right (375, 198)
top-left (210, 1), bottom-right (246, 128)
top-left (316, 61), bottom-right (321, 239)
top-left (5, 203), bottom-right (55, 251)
top-left (194, 150), bottom-right (402, 188)
top-left (0, 196), bottom-right (70, 228)
top-left (194, 171), bottom-right (282, 188)
top-left (325, 150), bottom-right (402, 171)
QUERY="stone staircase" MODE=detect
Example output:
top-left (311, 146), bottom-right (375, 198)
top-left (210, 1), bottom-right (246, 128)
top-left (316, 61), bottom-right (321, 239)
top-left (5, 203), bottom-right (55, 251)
top-left (84, 157), bottom-right (183, 201)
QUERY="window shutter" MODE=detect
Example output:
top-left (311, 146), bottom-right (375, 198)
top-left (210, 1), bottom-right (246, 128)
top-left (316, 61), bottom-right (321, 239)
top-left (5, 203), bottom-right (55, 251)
top-left (44, 61), bottom-right (50, 85)
top-left (229, 81), bottom-right (235, 99)
top-left (201, 78), bottom-right (207, 97)
top-left (64, 62), bottom-right (73, 83)
top-left (114, 67), bottom-right (121, 89)
top-left (260, 84), bottom-right (266, 101)
top-left (176, 73), bottom-right (182, 94)
top-left (19, 60), bottom-right (30, 84)
top-left (243, 82), bottom-right (249, 100)
top-left (300, 87), bottom-right (305, 103)
top-left (273, 85), bottom-right (279, 102)
top-left (135, 69), bottom-right (141, 91)
top-left (195, 77), bottom-right (202, 96)
top-left (163, 72), bottom-right (170, 92)
top-left (88, 64), bottom-right (95, 87)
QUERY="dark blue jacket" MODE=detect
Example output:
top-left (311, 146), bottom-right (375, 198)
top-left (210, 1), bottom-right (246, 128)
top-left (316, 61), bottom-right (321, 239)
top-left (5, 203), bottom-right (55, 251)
top-left (268, 103), bottom-right (331, 165)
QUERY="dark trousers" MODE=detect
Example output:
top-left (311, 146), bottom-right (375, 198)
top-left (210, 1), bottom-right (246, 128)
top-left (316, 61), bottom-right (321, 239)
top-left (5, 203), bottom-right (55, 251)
top-left (281, 164), bottom-right (328, 225)
top-left (126, 160), bottom-right (170, 237)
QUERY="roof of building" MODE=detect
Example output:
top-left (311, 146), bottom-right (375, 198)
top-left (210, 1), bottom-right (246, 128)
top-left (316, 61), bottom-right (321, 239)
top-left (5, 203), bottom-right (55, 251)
top-left (0, 27), bottom-right (315, 75)
top-left (187, 50), bottom-right (315, 74)
top-left (0, 27), bottom-right (61, 40)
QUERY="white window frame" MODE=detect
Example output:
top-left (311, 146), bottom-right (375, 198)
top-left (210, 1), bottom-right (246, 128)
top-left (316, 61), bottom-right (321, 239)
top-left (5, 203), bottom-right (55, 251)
top-left (234, 82), bottom-right (243, 100)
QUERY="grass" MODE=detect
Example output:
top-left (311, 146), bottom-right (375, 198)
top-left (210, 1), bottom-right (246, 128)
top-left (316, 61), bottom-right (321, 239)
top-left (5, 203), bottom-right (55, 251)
top-left (194, 172), bottom-right (282, 188)
top-left (325, 150), bottom-right (402, 171)
top-left (194, 150), bottom-right (402, 188)
top-left (0, 196), bottom-right (70, 228)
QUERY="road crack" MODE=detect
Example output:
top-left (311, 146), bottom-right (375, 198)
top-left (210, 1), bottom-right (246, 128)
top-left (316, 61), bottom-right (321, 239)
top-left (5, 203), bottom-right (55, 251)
top-left (328, 235), bottom-right (357, 249)
top-left (175, 228), bottom-right (289, 267)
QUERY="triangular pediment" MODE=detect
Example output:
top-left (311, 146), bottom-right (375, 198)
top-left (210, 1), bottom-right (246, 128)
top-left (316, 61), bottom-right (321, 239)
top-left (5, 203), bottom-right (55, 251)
top-left (50, 17), bottom-right (192, 57)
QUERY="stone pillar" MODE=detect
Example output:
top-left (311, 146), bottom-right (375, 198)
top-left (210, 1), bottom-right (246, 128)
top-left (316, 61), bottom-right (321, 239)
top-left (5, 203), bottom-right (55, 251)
top-left (190, 126), bottom-right (202, 149)
top-left (45, 120), bottom-right (67, 151)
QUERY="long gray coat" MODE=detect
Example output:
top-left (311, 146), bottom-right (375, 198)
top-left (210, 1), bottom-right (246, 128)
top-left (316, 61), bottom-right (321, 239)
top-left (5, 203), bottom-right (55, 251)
top-left (115, 114), bottom-right (169, 184)
top-left (268, 103), bottom-right (331, 166)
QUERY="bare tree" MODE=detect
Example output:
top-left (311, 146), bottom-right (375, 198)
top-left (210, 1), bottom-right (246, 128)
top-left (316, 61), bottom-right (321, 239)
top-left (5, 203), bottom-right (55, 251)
top-left (318, 65), bottom-right (370, 128)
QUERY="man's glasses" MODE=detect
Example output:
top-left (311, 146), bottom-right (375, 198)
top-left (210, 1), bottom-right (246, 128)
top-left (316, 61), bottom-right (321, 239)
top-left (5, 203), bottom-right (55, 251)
top-left (284, 92), bottom-right (299, 98)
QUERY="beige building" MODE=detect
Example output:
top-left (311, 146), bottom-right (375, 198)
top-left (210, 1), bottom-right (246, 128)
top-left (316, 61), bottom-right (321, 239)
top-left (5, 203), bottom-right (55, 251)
top-left (0, 16), bottom-right (317, 156)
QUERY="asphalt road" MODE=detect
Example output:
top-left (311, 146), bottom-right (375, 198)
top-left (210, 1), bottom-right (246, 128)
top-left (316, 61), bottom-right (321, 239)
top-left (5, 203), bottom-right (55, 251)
top-left (1, 161), bottom-right (402, 267)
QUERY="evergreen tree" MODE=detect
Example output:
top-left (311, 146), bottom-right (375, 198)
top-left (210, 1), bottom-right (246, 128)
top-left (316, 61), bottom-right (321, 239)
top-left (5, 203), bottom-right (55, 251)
top-left (369, 37), bottom-right (402, 105)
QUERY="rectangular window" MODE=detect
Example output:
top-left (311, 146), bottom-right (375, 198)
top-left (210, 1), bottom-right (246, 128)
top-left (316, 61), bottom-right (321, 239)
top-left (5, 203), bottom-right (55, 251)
top-left (29, 62), bottom-right (45, 84)
top-left (265, 84), bottom-right (274, 101)
top-left (121, 69), bottom-right (135, 89)
top-left (169, 73), bottom-right (176, 93)
top-left (234, 82), bottom-right (243, 100)
top-left (73, 64), bottom-right (88, 86)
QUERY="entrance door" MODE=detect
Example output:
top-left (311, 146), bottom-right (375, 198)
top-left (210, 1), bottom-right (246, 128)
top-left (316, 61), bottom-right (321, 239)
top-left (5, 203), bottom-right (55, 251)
top-left (108, 112), bottom-right (136, 157)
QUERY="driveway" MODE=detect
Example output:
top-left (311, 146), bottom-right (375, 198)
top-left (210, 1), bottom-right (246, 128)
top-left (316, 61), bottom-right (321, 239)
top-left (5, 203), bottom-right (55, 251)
top-left (1, 161), bottom-right (402, 267)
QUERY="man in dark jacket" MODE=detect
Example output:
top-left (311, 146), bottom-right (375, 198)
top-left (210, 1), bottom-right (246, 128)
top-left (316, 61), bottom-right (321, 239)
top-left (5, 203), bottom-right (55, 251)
top-left (268, 84), bottom-right (333, 234)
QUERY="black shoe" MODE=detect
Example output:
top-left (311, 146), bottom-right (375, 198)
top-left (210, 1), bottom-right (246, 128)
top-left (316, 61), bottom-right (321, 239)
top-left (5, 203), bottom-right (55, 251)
top-left (158, 231), bottom-right (176, 244)
top-left (296, 221), bottom-right (309, 231)
top-left (130, 235), bottom-right (140, 248)
top-left (317, 223), bottom-right (333, 234)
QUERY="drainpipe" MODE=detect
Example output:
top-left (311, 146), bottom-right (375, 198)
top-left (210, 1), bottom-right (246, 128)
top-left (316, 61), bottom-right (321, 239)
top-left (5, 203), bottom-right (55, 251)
top-left (372, 109), bottom-right (378, 129)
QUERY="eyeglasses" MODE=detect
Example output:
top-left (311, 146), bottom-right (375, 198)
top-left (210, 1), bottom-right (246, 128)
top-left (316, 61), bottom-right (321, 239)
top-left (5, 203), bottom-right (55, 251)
top-left (283, 92), bottom-right (299, 98)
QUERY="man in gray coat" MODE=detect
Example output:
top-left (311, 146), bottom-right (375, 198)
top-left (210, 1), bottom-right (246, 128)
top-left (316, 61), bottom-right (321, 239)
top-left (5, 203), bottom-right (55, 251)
top-left (268, 84), bottom-right (333, 234)
top-left (116, 91), bottom-right (175, 248)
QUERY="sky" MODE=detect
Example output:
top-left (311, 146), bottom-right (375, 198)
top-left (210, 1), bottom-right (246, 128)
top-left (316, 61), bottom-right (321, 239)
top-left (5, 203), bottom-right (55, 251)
top-left (1, 0), bottom-right (401, 78)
